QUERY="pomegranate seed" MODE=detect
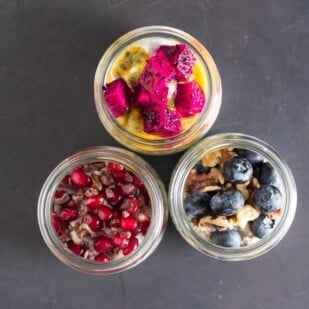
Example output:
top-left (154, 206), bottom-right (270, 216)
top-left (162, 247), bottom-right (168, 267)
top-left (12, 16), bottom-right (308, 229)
top-left (131, 223), bottom-right (142, 236)
top-left (113, 235), bottom-right (129, 248)
top-left (112, 170), bottom-right (128, 182)
top-left (61, 175), bottom-right (72, 185)
top-left (55, 190), bottom-right (64, 198)
top-left (133, 175), bottom-right (143, 186)
top-left (84, 193), bottom-right (104, 209)
top-left (105, 187), bottom-right (123, 205)
top-left (66, 200), bottom-right (77, 208)
top-left (123, 237), bottom-right (138, 255)
top-left (94, 237), bottom-right (113, 253)
top-left (98, 206), bottom-right (112, 221)
top-left (127, 198), bottom-right (140, 214)
top-left (95, 254), bottom-right (110, 262)
top-left (120, 217), bottom-right (138, 231)
top-left (83, 214), bottom-right (102, 231)
top-left (112, 210), bottom-right (121, 219)
top-left (67, 242), bottom-right (85, 256)
top-left (141, 220), bottom-right (150, 236)
top-left (121, 183), bottom-right (137, 197)
top-left (107, 162), bottom-right (124, 171)
top-left (71, 169), bottom-right (91, 187)
top-left (52, 214), bottom-right (62, 235)
top-left (60, 208), bottom-right (77, 221)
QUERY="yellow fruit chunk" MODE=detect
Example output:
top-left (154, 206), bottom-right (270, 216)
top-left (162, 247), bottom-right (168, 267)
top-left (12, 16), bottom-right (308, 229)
top-left (110, 45), bottom-right (149, 86)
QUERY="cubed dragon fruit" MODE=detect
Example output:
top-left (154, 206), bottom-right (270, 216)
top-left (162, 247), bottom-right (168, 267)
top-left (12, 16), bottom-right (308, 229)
top-left (156, 44), bottom-right (196, 81)
top-left (161, 109), bottom-right (182, 137)
top-left (135, 83), bottom-right (168, 108)
top-left (175, 81), bottom-right (205, 117)
top-left (141, 106), bottom-right (166, 133)
top-left (139, 55), bottom-right (175, 93)
top-left (103, 78), bottom-right (131, 117)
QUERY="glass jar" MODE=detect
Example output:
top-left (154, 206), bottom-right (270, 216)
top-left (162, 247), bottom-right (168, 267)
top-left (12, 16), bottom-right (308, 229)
top-left (169, 133), bottom-right (297, 261)
top-left (37, 146), bottom-right (168, 274)
top-left (94, 25), bottom-right (222, 155)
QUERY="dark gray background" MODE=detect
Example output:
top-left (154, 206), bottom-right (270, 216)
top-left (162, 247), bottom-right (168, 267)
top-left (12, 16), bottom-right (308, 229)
top-left (1, 1), bottom-right (308, 308)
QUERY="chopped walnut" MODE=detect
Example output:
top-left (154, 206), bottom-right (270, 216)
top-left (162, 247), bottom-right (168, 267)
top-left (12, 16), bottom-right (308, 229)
top-left (201, 150), bottom-right (222, 167)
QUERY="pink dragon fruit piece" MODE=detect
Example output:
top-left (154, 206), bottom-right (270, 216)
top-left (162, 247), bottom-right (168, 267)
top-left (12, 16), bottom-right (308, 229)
top-left (175, 81), bottom-right (206, 117)
top-left (139, 55), bottom-right (175, 93)
top-left (135, 84), bottom-right (168, 108)
top-left (161, 109), bottom-right (182, 137)
top-left (141, 106), bottom-right (166, 133)
top-left (103, 78), bottom-right (131, 117)
top-left (156, 44), bottom-right (196, 81)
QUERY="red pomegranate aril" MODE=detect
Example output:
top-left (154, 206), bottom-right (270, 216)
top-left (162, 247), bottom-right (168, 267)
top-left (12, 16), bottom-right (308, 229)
top-left (52, 214), bottom-right (62, 235)
top-left (133, 175), bottom-right (143, 187)
top-left (60, 208), bottom-right (77, 221)
top-left (95, 253), bottom-right (110, 262)
top-left (66, 199), bottom-right (77, 209)
top-left (83, 214), bottom-right (102, 231)
top-left (127, 198), bottom-right (140, 214)
top-left (94, 237), bottom-right (113, 253)
top-left (67, 242), bottom-right (85, 256)
top-left (71, 169), bottom-right (91, 187)
top-left (141, 220), bottom-right (150, 236)
top-left (61, 175), bottom-right (72, 185)
top-left (120, 217), bottom-right (138, 231)
top-left (112, 170), bottom-right (128, 182)
top-left (84, 193), bottom-right (104, 209)
top-left (105, 187), bottom-right (123, 205)
top-left (107, 162), bottom-right (124, 171)
top-left (113, 235), bottom-right (129, 248)
top-left (112, 210), bottom-right (121, 219)
top-left (123, 237), bottom-right (138, 256)
top-left (121, 183), bottom-right (137, 198)
top-left (55, 190), bottom-right (64, 198)
top-left (98, 206), bottom-right (112, 221)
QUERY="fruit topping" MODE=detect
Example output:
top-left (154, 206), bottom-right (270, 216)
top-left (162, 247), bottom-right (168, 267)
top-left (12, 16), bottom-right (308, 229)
top-left (211, 229), bottom-right (241, 248)
top-left (103, 42), bottom-right (206, 138)
top-left (183, 147), bottom-right (283, 248)
top-left (210, 189), bottom-right (245, 216)
top-left (51, 161), bottom-right (152, 262)
top-left (252, 185), bottom-right (282, 214)
top-left (184, 192), bottom-right (211, 219)
top-left (175, 81), bottom-right (205, 117)
top-left (224, 157), bottom-right (253, 184)
top-left (103, 78), bottom-right (132, 117)
top-left (250, 214), bottom-right (275, 238)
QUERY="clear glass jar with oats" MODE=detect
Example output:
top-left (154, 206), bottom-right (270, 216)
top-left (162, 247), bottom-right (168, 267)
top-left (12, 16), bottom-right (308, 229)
top-left (94, 26), bottom-right (222, 155)
top-left (169, 133), bottom-right (297, 261)
top-left (38, 146), bottom-right (168, 274)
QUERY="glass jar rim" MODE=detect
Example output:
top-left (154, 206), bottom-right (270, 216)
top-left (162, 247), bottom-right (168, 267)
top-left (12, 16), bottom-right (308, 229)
top-left (94, 25), bottom-right (222, 155)
top-left (37, 146), bottom-right (168, 274)
top-left (168, 133), bottom-right (297, 261)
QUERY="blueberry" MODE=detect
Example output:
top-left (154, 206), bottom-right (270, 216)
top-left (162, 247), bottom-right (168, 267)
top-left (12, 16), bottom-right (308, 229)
top-left (210, 189), bottom-right (245, 216)
top-left (250, 214), bottom-right (275, 238)
top-left (236, 149), bottom-right (263, 166)
top-left (259, 162), bottom-right (280, 187)
top-left (184, 192), bottom-right (211, 219)
top-left (210, 229), bottom-right (241, 248)
top-left (252, 185), bottom-right (282, 214)
top-left (193, 160), bottom-right (211, 174)
top-left (224, 157), bottom-right (253, 184)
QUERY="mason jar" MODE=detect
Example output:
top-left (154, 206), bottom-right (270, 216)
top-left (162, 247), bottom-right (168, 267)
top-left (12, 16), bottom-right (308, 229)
top-left (169, 133), bottom-right (297, 260)
top-left (38, 146), bottom-right (168, 274)
top-left (94, 25), bottom-right (222, 155)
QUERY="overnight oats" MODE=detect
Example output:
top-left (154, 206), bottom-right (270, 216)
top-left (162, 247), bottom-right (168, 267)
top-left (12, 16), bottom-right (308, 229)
top-left (94, 26), bottom-right (222, 154)
top-left (169, 134), bottom-right (297, 260)
top-left (38, 147), bottom-right (168, 274)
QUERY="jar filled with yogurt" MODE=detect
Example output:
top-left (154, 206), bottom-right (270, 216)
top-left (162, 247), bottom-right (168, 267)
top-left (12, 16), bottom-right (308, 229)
top-left (94, 26), bottom-right (222, 155)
